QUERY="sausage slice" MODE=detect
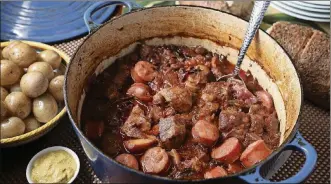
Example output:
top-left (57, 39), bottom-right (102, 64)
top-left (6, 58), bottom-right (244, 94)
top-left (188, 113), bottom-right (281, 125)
top-left (131, 61), bottom-right (156, 83)
top-left (115, 153), bottom-right (139, 170)
top-left (124, 138), bottom-right (157, 153)
top-left (227, 162), bottom-right (244, 174)
top-left (192, 120), bottom-right (219, 146)
top-left (204, 166), bottom-right (228, 179)
top-left (211, 137), bottom-right (242, 164)
top-left (240, 140), bottom-right (272, 167)
top-left (141, 147), bottom-right (170, 174)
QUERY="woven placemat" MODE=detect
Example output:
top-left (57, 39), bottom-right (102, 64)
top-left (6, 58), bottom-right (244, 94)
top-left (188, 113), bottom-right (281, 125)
top-left (0, 35), bottom-right (329, 184)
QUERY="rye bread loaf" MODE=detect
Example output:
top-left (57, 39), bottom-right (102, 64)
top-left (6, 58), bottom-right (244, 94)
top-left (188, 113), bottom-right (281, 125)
top-left (268, 21), bottom-right (330, 109)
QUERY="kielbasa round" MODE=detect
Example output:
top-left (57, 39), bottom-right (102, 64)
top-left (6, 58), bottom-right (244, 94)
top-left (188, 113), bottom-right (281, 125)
top-left (211, 137), bottom-right (242, 164)
top-left (141, 147), bottom-right (170, 174)
top-left (192, 120), bottom-right (219, 146)
top-left (115, 153), bottom-right (139, 170)
top-left (240, 140), bottom-right (272, 168)
top-left (127, 83), bottom-right (152, 102)
top-left (131, 61), bottom-right (156, 83)
top-left (204, 166), bottom-right (228, 179)
top-left (124, 138), bottom-right (157, 153)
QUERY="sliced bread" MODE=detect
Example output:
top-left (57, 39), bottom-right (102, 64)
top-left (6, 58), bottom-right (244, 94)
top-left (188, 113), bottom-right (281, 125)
top-left (268, 21), bottom-right (330, 109)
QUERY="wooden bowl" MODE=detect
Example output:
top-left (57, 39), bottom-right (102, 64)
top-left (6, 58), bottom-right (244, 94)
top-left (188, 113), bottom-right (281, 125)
top-left (1, 40), bottom-right (69, 147)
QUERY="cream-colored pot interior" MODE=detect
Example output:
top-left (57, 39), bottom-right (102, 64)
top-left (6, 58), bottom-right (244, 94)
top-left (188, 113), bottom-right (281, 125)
top-left (66, 6), bottom-right (302, 147)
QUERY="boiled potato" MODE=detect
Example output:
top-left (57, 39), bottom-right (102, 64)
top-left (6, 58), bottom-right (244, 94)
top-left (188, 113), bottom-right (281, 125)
top-left (39, 50), bottom-right (61, 69)
top-left (20, 72), bottom-right (48, 98)
top-left (24, 116), bottom-right (41, 133)
top-left (4, 92), bottom-right (31, 119)
top-left (48, 75), bottom-right (64, 101)
top-left (33, 93), bottom-right (58, 123)
top-left (27, 61), bottom-right (54, 80)
top-left (8, 42), bottom-right (37, 67)
top-left (0, 87), bottom-right (9, 101)
top-left (10, 83), bottom-right (22, 92)
top-left (1, 117), bottom-right (25, 139)
top-left (0, 60), bottom-right (21, 86)
top-left (1, 101), bottom-right (8, 120)
top-left (1, 41), bottom-right (22, 59)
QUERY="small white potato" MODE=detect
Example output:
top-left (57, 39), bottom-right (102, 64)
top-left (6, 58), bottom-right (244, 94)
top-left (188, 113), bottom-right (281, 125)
top-left (8, 42), bottom-right (37, 67)
top-left (27, 61), bottom-right (54, 80)
top-left (1, 41), bottom-right (22, 59)
top-left (20, 72), bottom-right (48, 98)
top-left (48, 75), bottom-right (64, 102)
top-left (39, 50), bottom-right (61, 69)
top-left (4, 92), bottom-right (31, 119)
top-left (33, 93), bottom-right (58, 123)
top-left (0, 60), bottom-right (21, 86)
top-left (24, 116), bottom-right (41, 133)
top-left (0, 87), bottom-right (9, 101)
top-left (1, 117), bottom-right (25, 139)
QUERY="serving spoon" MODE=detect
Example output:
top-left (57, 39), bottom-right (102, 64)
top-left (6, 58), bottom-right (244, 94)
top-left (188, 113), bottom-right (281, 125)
top-left (217, 1), bottom-right (270, 82)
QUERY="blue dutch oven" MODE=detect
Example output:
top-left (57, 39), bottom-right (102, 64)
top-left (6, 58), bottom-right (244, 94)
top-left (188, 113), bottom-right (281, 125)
top-left (64, 1), bottom-right (317, 183)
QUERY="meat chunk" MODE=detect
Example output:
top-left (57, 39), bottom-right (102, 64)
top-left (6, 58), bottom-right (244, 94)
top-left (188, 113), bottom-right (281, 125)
top-left (141, 147), bottom-right (170, 174)
top-left (219, 110), bottom-right (250, 132)
top-left (115, 154), bottom-right (139, 170)
top-left (124, 138), bottom-right (157, 153)
top-left (159, 116), bottom-right (186, 149)
top-left (229, 79), bottom-right (257, 106)
top-left (243, 133), bottom-right (262, 148)
top-left (204, 166), bottom-right (228, 179)
top-left (180, 157), bottom-right (207, 173)
top-left (148, 106), bottom-right (164, 123)
top-left (121, 105), bottom-right (151, 138)
top-left (249, 114), bottom-right (264, 136)
top-left (255, 91), bottom-right (274, 111)
top-left (164, 71), bottom-right (180, 87)
top-left (222, 124), bottom-right (248, 142)
top-left (169, 149), bottom-right (181, 166)
top-left (201, 82), bottom-right (229, 103)
top-left (211, 137), bottom-right (242, 164)
top-left (240, 140), bottom-right (272, 167)
top-left (127, 83), bottom-right (152, 102)
top-left (185, 65), bottom-right (210, 87)
top-left (248, 104), bottom-right (269, 116)
top-left (192, 120), bottom-right (219, 146)
top-left (178, 139), bottom-right (210, 162)
top-left (264, 112), bottom-right (280, 134)
top-left (131, 61), bottom-right (157, 83)
top-left (159, 86), bottom-right (193, 113)
top-left (195, 102), bottom-right (219, 122)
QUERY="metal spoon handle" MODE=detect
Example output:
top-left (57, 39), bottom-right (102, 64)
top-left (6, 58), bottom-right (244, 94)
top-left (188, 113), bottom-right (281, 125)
top-left (233, 1), bottom-right (270, 76)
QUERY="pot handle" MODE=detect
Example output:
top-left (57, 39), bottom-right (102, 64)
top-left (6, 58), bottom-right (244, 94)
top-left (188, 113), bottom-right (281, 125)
top-left (239, 132), bottom-right (317, 183)
top-left (84, 0), bottom-right (141, 33)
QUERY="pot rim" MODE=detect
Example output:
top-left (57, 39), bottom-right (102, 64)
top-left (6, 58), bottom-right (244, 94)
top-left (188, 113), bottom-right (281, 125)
top-left (64, 5), bottom-right (304, 182)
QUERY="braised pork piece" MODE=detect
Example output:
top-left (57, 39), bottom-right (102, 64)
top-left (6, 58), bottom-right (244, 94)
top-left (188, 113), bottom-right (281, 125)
top-left (81, 44), bottom-right (280, 180)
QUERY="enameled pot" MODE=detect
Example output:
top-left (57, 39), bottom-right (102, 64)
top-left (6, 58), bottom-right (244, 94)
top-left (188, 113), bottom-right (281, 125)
top-left (64, 1), bottom-right (317, 183)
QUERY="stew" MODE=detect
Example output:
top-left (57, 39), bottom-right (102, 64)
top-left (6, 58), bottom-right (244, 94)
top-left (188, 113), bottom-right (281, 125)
top-left (81, 43), bottom-right (280, 180)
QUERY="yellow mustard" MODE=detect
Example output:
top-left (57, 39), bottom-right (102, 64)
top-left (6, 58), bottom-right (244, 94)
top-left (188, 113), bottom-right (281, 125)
top-left (31, 150), bottom-right (77, 183)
